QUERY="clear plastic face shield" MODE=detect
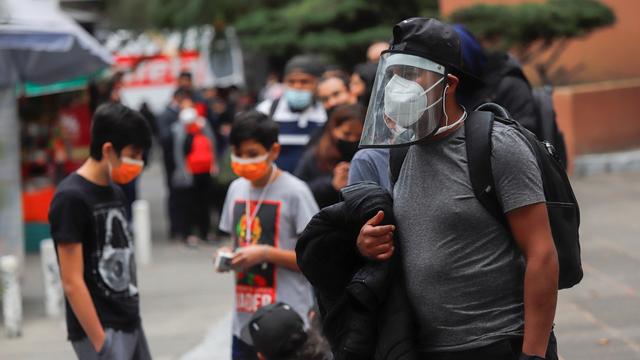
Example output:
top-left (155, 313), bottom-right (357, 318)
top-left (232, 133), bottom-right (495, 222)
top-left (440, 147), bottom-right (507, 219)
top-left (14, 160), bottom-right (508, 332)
top-left (360, 53), bottom-right (448, 147)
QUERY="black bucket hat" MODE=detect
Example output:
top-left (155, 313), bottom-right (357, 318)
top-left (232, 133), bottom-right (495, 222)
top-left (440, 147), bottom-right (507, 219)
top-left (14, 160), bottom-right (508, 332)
top-left (385, 18), bottom-right (482, 85)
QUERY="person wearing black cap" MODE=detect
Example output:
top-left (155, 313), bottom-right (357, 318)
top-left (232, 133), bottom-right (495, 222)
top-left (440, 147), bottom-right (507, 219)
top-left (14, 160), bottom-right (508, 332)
top-left (355, 18), bottom-right (559, 360)
top-left (256, 55), bottom-right (327, 173)
top-left (241, 302), bottom-right (330, 360)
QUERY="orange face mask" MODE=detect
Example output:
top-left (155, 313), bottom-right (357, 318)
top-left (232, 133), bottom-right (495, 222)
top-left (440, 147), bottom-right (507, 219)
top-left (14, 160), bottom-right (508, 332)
top-left (231, 154), bottom-right (270, 181)
top-left (110, 157), bottom-right (144, 184)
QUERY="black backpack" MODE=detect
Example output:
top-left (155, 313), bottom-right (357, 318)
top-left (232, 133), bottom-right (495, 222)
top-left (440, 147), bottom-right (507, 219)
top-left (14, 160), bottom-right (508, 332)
top-left (532, 86), bottom-right (567, 168)
top-left (389, 103), bottom-right (582, 289)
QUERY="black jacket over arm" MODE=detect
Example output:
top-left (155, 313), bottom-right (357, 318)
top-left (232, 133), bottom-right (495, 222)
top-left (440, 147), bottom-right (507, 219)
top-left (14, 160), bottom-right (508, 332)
top-left (296, 182), bottom-right (419, 360)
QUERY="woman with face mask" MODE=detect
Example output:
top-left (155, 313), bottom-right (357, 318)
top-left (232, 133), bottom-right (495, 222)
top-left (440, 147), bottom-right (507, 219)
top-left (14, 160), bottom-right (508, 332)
top-left (294, 104), bottom-right (366, 209)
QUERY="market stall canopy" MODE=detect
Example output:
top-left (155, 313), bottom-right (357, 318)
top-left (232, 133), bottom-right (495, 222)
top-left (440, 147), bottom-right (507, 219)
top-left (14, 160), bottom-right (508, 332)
top-left (0, 0), bottom-right (112, 87)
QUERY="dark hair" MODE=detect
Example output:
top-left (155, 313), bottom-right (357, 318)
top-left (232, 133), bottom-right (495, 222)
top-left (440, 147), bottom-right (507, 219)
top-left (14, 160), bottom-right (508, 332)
top-left (318, 74), bottom-right (351, 91)
top-left (230, 110), bottom-right (279, 150)
top-left (278, 328), bottom-right (331, 360)
top-left (352, 62), bottom-right (378, 107)
top-left (178, 71), bottom-right (192, 80)
top-left (173, 87), bottom-right (193, 101)
top-left (284, 55), bottom-right (325, 78)
top-left (315, 103), bottom-right (365, 172)
top-left (89, 103), bottom-right (152, 160)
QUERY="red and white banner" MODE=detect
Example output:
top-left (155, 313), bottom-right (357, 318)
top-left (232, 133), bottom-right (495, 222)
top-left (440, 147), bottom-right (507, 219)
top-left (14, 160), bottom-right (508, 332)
top-left (115, 51), bottom-right (206, 88)
top-left (114, 50), bottom-right (212, 113)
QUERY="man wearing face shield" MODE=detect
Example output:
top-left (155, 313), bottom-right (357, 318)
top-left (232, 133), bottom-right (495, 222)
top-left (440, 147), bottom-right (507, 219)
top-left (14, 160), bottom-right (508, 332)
top-left (356, 18), bottom-right (559, 360)
top-left (256, 55), bottom-right (327, 173)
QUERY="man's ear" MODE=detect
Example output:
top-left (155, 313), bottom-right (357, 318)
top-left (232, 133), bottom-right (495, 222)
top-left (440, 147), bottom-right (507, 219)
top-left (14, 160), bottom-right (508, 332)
top-left (269, 143), bottom-right (281, 161)
top-left (101, 142), bottom-right (115, 161)
top-left (446, 74), bottom-right (459, 94)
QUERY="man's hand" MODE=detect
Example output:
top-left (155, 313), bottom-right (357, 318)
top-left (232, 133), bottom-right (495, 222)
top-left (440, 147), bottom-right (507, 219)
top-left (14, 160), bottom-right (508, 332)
top-left (356, 210), bottom-right (395, 261)
top-left (332, 162), bottom-right (350, 191)
top-left (231, 245), bottom-right (269, 271)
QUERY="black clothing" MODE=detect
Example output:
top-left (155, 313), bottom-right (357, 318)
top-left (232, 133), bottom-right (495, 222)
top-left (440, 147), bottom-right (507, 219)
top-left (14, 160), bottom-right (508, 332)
top-left (294, 148), bottom-right (340, 209)
top-left (49, 173), bottom-right (140, 340)
top-left (171, 187), bottom-right (192, 239)
top-left (157, 105), bottom-right (179, 184)
top-left (464, 52), bottom-right (538, 134)
top-left (422, 333), bottom-right (558, 360)
top-left (157, 105), bottom-right (188, 237)
top-left (296, 182), bottom-right (418, 360)
top-left (188, 173), bottom-right (212, 239)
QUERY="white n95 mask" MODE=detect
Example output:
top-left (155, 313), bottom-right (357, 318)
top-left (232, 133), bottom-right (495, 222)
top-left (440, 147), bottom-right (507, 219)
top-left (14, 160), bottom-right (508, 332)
top-left (384, 75), bottom-right (444, 128)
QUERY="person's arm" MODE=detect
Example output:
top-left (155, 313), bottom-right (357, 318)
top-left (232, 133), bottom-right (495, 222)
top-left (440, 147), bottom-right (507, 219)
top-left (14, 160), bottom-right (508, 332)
top-left (232, 245), bottom-right (299, 272)
top-left (348, 152), bottom-right (378, 185)
top-left (57, 243), bottom-right (105, 351)
top-left (507, 202), bottom-right (559, 358)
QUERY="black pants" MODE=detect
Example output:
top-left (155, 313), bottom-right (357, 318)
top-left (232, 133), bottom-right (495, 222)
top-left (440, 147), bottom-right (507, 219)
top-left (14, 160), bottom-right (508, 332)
top-left (171, 186), bottom-right (191, 239)
top-left (423, 332), bottom-right (558, 360)
top-left (188, 173), bottom-right (212, 239)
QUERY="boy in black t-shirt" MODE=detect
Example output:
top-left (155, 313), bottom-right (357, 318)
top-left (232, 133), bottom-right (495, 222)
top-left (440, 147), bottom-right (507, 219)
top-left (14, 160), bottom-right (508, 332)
top-left (49, 103), bottom-right (152, 359)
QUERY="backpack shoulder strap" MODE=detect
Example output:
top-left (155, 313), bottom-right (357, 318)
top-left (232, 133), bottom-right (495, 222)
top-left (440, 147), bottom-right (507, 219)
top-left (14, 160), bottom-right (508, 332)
top-left (465, 111), bottom-right (507, 226)
top-left (389, 146), bottom-right (410, 186)
top-left (269, 98), bottom-right (280, 119)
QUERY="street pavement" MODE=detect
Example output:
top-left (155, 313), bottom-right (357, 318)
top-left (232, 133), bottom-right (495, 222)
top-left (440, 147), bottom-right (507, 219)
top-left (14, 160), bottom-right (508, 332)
top-left (554, 171), bottom-right (640, 360)
top-left (1, 158), bottom-right (639, 360)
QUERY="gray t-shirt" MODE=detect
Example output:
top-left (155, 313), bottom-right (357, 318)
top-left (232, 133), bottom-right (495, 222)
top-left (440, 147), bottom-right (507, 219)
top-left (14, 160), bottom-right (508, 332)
top-left (393, 121), bottom-right (545, 352)
top-left (348, 148), bottom-right (392, 192)
top-left (219, 171), bottom-right (319, 337)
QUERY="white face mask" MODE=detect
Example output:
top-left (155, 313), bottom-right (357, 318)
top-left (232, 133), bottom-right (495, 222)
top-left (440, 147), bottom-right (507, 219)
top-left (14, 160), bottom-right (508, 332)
top-left (384, 75), bottom-right (444, 128)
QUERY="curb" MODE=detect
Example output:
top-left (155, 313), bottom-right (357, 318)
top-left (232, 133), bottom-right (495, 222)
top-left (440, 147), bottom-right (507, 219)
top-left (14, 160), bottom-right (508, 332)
top-left (573, 148), bottom-right (640, 177)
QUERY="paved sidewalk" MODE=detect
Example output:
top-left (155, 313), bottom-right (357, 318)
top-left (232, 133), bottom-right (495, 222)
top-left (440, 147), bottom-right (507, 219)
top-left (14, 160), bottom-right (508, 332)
top-left (554, 171), bottom-right (640, 360)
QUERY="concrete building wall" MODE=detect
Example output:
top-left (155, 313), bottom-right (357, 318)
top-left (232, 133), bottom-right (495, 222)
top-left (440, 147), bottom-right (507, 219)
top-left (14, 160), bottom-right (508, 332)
top-left (554, 79), bottom-right (640, 165)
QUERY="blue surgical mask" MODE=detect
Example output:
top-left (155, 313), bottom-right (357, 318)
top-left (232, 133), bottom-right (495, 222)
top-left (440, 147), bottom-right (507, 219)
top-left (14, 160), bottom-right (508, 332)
top-left (285, 89), bottom-right (313, 110)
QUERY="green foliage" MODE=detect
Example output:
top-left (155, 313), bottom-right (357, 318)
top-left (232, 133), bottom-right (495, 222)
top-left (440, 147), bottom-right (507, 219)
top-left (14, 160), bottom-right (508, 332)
top-left (107, 0), bottom-right (439, 66)
top-left (450, 0), bottom-right (615, 84)
top-left (233, 0), bottom-right (439, 65)
top-left (450, 0), bottom-right (615, 50)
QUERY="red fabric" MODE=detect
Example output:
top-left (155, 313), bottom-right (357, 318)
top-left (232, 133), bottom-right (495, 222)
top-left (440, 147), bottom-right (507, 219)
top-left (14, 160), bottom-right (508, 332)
top-left (187, 132), bottom-right (214, 174)
top-left (23, 186), bottom-right (55, 223)
top-left (195, 103), bottom-right (207, 117)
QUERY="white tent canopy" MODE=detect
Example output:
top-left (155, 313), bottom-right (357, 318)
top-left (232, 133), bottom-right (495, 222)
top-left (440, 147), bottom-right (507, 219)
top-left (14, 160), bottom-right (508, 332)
top-left (0, 0), bottom-right (112, 87)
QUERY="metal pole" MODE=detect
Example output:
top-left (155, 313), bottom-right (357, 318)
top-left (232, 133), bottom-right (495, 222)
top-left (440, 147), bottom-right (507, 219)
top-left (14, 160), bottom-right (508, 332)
top-left (40, 239), bottom-right (63, 318)
top-left (0, 255), bottom-right (22, 337)
top-left (0, 88), bottom-right (25, 261)
top-left (133, 199), bottom-right (152, 266)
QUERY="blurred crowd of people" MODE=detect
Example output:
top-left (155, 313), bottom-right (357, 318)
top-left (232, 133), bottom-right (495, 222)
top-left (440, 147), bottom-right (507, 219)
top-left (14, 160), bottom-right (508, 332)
top-left (147, 41), bottom-right (386, 248)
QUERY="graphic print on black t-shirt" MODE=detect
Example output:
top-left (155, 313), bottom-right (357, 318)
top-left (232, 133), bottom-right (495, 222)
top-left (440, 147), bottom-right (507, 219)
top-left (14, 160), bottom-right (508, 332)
top-left (93, 204), bottom-right (138, 298)
top-left (231, 200), bottom-right (281, 313)
top-left (49, 174), bottom-right (140, 339)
